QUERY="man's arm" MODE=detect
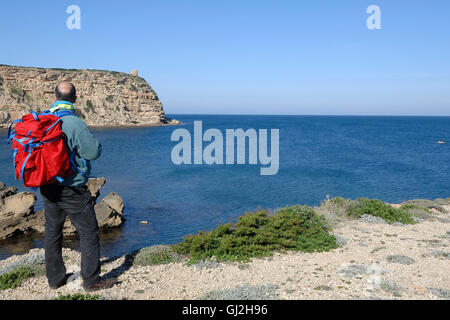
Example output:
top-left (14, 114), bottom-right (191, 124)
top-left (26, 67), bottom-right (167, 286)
top-left (76, 127), bottom-right (102, 160)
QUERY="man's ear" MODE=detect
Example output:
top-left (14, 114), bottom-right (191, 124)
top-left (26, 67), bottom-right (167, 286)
top-left (53, 94), bottom-right (57, 101)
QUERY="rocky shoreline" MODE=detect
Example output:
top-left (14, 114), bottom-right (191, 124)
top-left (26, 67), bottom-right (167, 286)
top-left (0, 179), bottom-right (124, 240)
top-left (0, 194), bottom-right (449, 300)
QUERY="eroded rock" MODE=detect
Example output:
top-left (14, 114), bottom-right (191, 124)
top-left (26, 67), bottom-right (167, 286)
top-left (0, 190), bottom-right (38, 239)
top-left (0, 178), bottom-right (124, 239)
top-left (0, 182), bottom-right (18, 200)
top-left (93, 192), bottom-right (125, 229)
top-left (86, 177), bottom-right (106, 202)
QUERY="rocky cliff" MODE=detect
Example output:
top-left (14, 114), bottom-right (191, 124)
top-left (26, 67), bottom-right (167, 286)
top-left (0, 65), bottom-right (179, 128)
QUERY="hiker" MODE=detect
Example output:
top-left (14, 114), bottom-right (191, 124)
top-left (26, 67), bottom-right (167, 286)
top-left (39, 82), bottom-right (116, 291)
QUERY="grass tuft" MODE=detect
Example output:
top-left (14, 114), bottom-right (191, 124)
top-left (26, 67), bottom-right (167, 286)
top-left (126, 245), bottom-right (182, 267)
top-left (54, 294), bottom-right (100, 300)
top-left (0, 267), bottom-right (34, 290)
top-left (347, 198), bottom-right (415, 224)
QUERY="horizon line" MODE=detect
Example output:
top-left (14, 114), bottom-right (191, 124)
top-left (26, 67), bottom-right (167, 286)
top-left (166, 113), bottom-right (450, 117)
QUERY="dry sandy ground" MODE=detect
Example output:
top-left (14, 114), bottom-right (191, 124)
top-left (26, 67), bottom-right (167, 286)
top-left (0, 216), bottom-right (449, 300)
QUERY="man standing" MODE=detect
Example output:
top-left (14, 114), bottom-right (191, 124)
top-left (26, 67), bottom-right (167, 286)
top-left (40, 82), bottom-right (116, 292)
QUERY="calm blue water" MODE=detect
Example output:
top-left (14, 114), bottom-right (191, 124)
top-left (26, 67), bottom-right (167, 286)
top-left (1, 115), bottom-right (449, 259)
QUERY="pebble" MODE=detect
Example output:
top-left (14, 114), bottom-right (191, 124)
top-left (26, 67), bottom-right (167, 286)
top-left (360, 215), bottom-right (387, 224)
top-left (386, 255), bottom-right (415, 265)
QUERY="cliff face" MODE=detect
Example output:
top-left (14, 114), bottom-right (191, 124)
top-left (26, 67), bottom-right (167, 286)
top-left (0, 65), bottom-right (178, 128)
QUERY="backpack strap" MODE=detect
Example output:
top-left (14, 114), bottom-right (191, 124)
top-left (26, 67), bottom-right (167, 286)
top-left (50, 109), bottom-right (81, 175)
top-left (54, 110), bottom-right (78, 118)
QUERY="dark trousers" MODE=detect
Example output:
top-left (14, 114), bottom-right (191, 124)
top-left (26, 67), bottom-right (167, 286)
top-left (41, 184), bottom-right (101, 287)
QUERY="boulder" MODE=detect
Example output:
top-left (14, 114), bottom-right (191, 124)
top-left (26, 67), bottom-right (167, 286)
top-left (93, 193), bottom-right (125, 229)
top-left (0, 182), bottom-right (18, 200)
top-left (0, 190), bottom-right (38, 239)
top-left (101, 191), bottom-right (124, 213)
top-left (86, 177), bottom-right (106, 202)
top-left (0, 178), bottom-right (124, 239)
top-left (62, 191), bottom-right (125, 234)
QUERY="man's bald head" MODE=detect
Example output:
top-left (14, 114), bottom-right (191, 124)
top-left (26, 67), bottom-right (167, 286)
top-left (54, 82), bottom-right (77, 103)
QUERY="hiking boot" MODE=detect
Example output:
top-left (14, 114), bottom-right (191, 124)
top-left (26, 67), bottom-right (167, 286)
top-left (49, 273), bottom-right (74, 290)
top-left (83, 277), bottom-right (117, 292)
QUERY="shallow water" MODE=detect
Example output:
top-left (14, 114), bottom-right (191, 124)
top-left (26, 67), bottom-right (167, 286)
top-left (1, 115), bottom-right (449, 259)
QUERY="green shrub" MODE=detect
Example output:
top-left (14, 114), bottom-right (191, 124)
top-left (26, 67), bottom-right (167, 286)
top-left (9, 87), bottom-right (26, 103)
top-left (402, 199), bottom-right (447, 214)
top-left (129, 245), bottom-right (182, 267)
top-left (433, 198), bottom-right (450, 207)
top-left (55, 294), bottom-right (100, 300)
top-left (172, 205), bottom-right (338, 264)
top-left (85, 100), bottom-right (95, 113)
top-left (130, 84), bottom-right (138, 92)
top-left (134, 77), bottom-right (146, 84)
top-left (315, 197), bottom-right (356, 227)
top-left (400, 203), bottom-right (431, 214)
top-left (105, 95), bottom-right (114, 103)
top-left (347, 198), bottom-right (415, 224)
top-left (0, 267), bottom-right (34, 290)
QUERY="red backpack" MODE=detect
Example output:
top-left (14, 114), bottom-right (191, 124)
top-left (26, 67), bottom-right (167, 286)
top-left (7, 110), bottom-right (76, 188)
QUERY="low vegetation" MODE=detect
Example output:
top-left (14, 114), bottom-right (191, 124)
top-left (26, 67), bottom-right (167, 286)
top-left (9, 87), bottom-right (31, 103)
top-left (346, 198), bottom-right (415, 224)
top-left (402, 199), bottom-right (449, 214)
top-left (316, 197), bottom-right (417, 225)
top-left (127, 245), bottom-right (183, 267)
top-left (0, 267), bottom-right (34, 290)
top-left (172, 205), bottom-right (338, 264)
top-left (54, 293), bottom-right (100, 300)
top-left (85, 100), bottom-right (95, 113)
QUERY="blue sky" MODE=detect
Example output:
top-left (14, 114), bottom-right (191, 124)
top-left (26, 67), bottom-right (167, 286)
top-left (0, 0), bottom-right (449, 115)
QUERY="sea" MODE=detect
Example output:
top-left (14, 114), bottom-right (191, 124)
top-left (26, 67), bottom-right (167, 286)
top-left (0, 115), bottom-right (449, 260)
